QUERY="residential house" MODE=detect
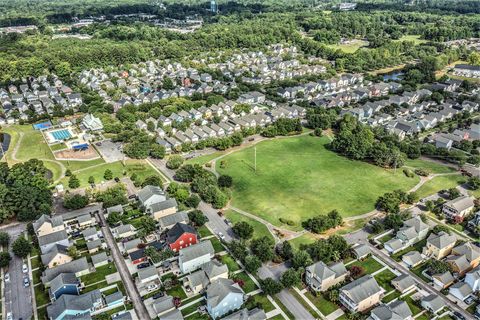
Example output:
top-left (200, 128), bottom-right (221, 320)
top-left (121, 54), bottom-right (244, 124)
top-left (38, 230), bottom-right (70, 254)
top-left (49, 273), bottom-right (80, 301)
top-left (152, 295), bottom-right (175, 317)
top-left (339, 275), bottom-right (384, 312)
top-left (137, 265), bottom-right (159, 284)
top-left (206, 278), bottom-right (245, 319)
top-left (159, 309), bottom-right (183, 320)
top-left (47, 289), bottom-right (103, 320)
top-left (224, 308), bottom-right (267, 320)
top-left (443, 196), bottom-right (476, 219)
top-left (402, 251), bottom-right (424, 269)
top-left (368, 300), bottom-right (413, 320)
top-left (159, 211), bottom-right (189, 230)
top-left (41, 257), bottom-right (90, 285)
top-left (150, 198), bottom-right (178, 221)
top-left (34, 214), bottom-right (65, 237)
top-left (77, 214), bottom-right (96, 229)
top-left (451, 242), bottom-right (480, 270)
top-left (421, 294), bottom-right (444, 314)
top-left (112, 224), bottom-right (137, 239)
top-left (129, 249), bottom-right (147, 265)
top-left (423, 232), bottom-right (457, 260)
top-left (82, 227), bottom-right (99, 241)
top-left (384, 217), bottom-right (429, 254)
top-left (122, 238), bottom-right (142, 254)
top-left (353, 244), bottom-right (371, 260)
top-left (137, 185), bottom-right (167, 212)
top-left (432, 271), bottom-right (454, 289)
top-left (91, 252), bottom-right (109, 268)
top-left (391, 274), bottom-right (416, 294)
top-left (183, 260), bottom-right (229, 294)
top-left (449, 282), bottom-right (473, 302)
top-left (446, 254), bottom-right (471, 275)
top-left (105, 291), bottom-right (124, 309)
top-left (166, 223), bottom-right (198, 252)
top-left (453, 64), bottom-right (480, 78)
top-left (41, 244), bottom-right (73, 269)
top-left (179, 240), bottom-right (215, 274)
top-left (305, 261), bottom-right (348, 292)
top-left (465, 266), bottom-right (480, 291)
top-left (86, 239), bottom-right (104, 254)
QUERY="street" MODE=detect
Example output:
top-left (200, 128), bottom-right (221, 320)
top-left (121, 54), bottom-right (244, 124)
top-left (2, 223), bottom-right (33, 320)
top-left (96, 212), bottom-right (149, 319)
top-left (198, 201), bottom-right (235, 242)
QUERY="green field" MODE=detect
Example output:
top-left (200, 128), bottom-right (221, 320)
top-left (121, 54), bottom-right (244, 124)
top-left (404, 159), bottom-right (457, 174)
top-left (327, 40), bottom-right (369, 53)
top-left (185, 151), bottom-right (226, 166)
top-left (415, 174), bottom-right (466, 199)
top-left (393, 35), bottom-right (427, 44)
top-left (217, 135), bottom-right (420, 229)
top-left (225, 209), bottom-right (274, 242)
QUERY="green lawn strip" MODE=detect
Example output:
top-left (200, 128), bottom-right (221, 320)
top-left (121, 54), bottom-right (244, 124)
top-left (467, 303), bottom-right (477, 314)
top-left (220, 254), bottom-right (241, 273)
top-left (403, 159), bottom-right (456, 174)
top-left (374, 269), bottom-right (397, 292)
top-left (392, 35), bottom-right (427, 44)
top-left (34, 284), bottom-right (50, 307)
top-left (378, 233), bottom-right (394, 244)
top-left (288, 288), bottom-right (319, 318)
top-left (92, 305), bottom-right (126, 319)
top-left (273, 296), bottom-right (295, 320)
top-left (415, 312), bottom-right (430, 320)
top-left (83, 280), bottom-right (107, 293)
top-left (382, 290), bottom-right (401, 303)
top-left (327, 40), bottom-right (369, 53)
top-left (268, 315), bottom-right (285, 320)
top-left (245, 294), bottom-right (276, 312)
top-left (31, 255), bottom-right (41, 270)
top-left (209, 237), bottom-right (226, 253)
top-left (392, 239), bottom-right (427, 261)
top-left (60, 158), bottom-right (105, 172)
top-left (75, 238), bottom-right (87, 250)
top-left (231, 272), bottom-right (258, 293)
top-left (32, 269), bottom-right (42, 284)
top-left (181, 300), bottom-right (204, 316)
top-left (347, 256), bottom-right (383, 274)
top-left (289, 233), bottom-right (317, 250)
top-left (217, 135), bottom-right (419, 230)
top-left (166, 284), bottom-right (187, 299)
top-left (185, 151), bottom-right (226, 166)
top-left (438, 315), bottom-right (454, 320)
top-left (197, 225), bottom-right (213, 238)
top-left (183, 295), bottom-right (202, 305)
top-left (80, 263), bottom-right (117, 286)
top-left (50, 143), bottom-right (67, 151)
top-left (185, 313), bottom-right (209, 320)
top-left (415, 174), bottom-right (466, 199)
top-left (225, 209), bottom-right (274, 243)
top-left (400, 293), bottom-right (423, 315)
top-left (304, 291), bottom-right (339, 316)
top-left (411, 263), bottom-right (431, 283)
top-left (37, 306), bottom-right (48, 320)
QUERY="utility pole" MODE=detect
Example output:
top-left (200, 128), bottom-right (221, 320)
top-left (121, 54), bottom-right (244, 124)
top-left (254, 146), bottom-right (257, 173)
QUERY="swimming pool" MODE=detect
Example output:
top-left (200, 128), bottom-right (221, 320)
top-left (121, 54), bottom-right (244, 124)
top-left (51, 129), bottom-right (72, 141)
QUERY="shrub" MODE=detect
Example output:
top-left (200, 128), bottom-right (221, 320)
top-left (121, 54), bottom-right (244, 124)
top-left (279, 218), bottom-right (295, 226)
top-left (166, 155), bottom-right (184, 169)
top-left (403, 168), bottom-right (415, 178)
top-left (414, 168), bottom-right (430, 176)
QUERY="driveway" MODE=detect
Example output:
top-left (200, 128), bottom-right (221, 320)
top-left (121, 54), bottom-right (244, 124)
top-left (96, 212), bottom-right (150, 319)
top-left (2, 223), bottom-right (33, 320)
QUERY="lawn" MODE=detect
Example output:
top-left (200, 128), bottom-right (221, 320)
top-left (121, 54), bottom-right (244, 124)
top-left (304, 291), bottom-right (339, 316)
top-left (34, 284), bottom-right (50, 307)
top-left (327, 39), bottom-right (369, 53)
top-left (411, 263), bottom-right (431, 283)
top-left (197, 225), bottom-right (212, 238)
top-left (31, 255), bottom-right (41, 270)
top-left (217, 135), bottom-right (419, 230)
top-left (415, 174), bottom-right (466, 199)
top-left (32, 269), bottom-right (42, 284)
top-left (185, 151), bottom-right (226, 166)
top-left (80, 263), bottom-right (117, 285)
top-left (289, 233), bottom-right (317, 250)
top-left (181, 300), bottom-right (204, 316)
top-left (404, 159), bottom-right (456, 174)
top-left (382, 290), bottom-right (401, 303)
top-left (166, 284), bottom-right (187, 299)
top-left (273, 296), bottom-right (295, 320)
top-left (391, 239), bottom-right (427, 261)
top-left (50, 143), bottom-right (68, 151)
top-left (378, 233), bottom-right (394, 244)
top-left (210, 237), bottom-right (226, 253)
top-left (347, 256), bottom-right (384, 275)
top-left (232, 272), bottom-right (258, 293)
top-left (374, 269), bottom-right (397, 292)
top-left (220, 254), bottom-right (241, 272)
top-left (245, 294), bottom-right (276, 312)
top-left (393, 35), bottom-right (427, 44)
top-left (225, 209), bottom-right (274, 242)
top-left (400, 293), bottom-right (423, 315)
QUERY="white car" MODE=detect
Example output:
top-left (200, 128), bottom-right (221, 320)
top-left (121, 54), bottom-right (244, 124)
top-left (218, 232), bottom-right (225, 240)
top-left (146, 284), bottom-right (158, 292)
top-left (4, 273), bottom-right (9, 282)
top-left (6, 312), bottom-right (13, 320)
top-left (22, 263), bottom-right (28, 273)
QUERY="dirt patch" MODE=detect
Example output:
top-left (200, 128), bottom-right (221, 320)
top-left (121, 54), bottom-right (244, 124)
top-left (54, 147), bottom-right (100, 160)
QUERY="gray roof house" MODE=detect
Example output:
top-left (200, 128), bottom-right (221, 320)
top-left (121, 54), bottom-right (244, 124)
top-left (224, 308), bottom-right (267, 320)
top-left (339, 275), bottom-right (384, 312)
top-left (402, 251), bottom-right (424, 268)
top-left (49, 273), bottom-right (80, 301)
top-left (122, 238), bottom-right (142, 253)
top-left (91, 252), bottom-right (109, 268)
top-left (305, 261), bottom-right (348, 292)
top-left (353, 244), bottom-right (370, 259)
top-left (82, 114), bottom-right (103, 131)
top-left (159, 211), bottom-right (189, 230)
top-left (179, 240), bottom-right (215, 274)
top-left (159, 309), bottom-right (184, 320)
top-left (385, 216), bottom-right (429, 254)
top-left (33, 214), bottom-right (64, 237)
top-left (42, 257), bottom-right (89, 285)
top-left (421, 294), bottom-right (444, 314)
top-left (206, 278), bottom-right (245, 320)
top-left (41, 244), bottom-right (71, 267)
top-left (38, 230), bottom-right (70, 254)
top-left (449, 281), bottom-right (473, 302)
top-left (137, 265), bottom-right (159, 284)
top-left (152, 295), bottom-right (175, 317)
top-left (368, 300), bottom-right (412, 320)
top-left (391, 274), bottom-right (416, 293)
top-left (106, 204), bottom-right (124, 215)
top-left (137, 185), bottom-right (167, 211)
top-left (47, 289), bottom-right (102, 320)
top-left (443, 195), bottom-right (476, 219)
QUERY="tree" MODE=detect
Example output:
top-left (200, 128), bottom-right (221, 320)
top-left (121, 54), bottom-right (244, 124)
top-left (150, 144), bottom-right (166, 159)
top-left (12, 237), bottom-right (32, 258)
top-left (67, 246), bottom-right (79, 258)
top-left (0, 232), bottom-right (10, 247)
top-left (291, 250), bottom-right (312, 269)
top-left (188, 210), bottom-right (208, 227)
top-left (425, 200), bottom-right (435, 212)
top-left (279, 241), bottom-right (294, 261)
top-left (142, 175), bottom-right (163, 187)
top-left (104, 169), bottom-right (113, 180)
top-left (349, 265), bottom-right (364, 279)
top-left (468, 176), bottom-right (480, 190)
top-left (185, 194), bottom-right (201, 208)
top-left (432, 225), bottom-right (451, 235)
top-left (232, 221), bottom-right (254, 240)
top-left (88, 176), bottom-right (95, 184)
top-left (448, 188), bottom-right (460, 200)
top-left (259, 278), bottom-right (283, 295)
top-left (250, 236), bottom-right (275, 262)
top-left (302, 210), bottom-right (343, 233)
top-left (218, 175), bottom-right (233, 188)
top-left (425, 259), bottom-right (452, 274)
top-left (280, 269), bottom-right (301, 288)
top-left (0, 252), bottom-right (11, 268)
top-left (106, 211), bottom-right (122, 226)
top-left (95, 185), bottom-right (128, 208)
top-left (138, 216), bottom-right (157, 236)
top-left (244, 255), bottom-right (262, 274)
top-left (68, 175), bottom-right (80, 189)
top-left (63, 194), bottom-right (89, 210)
top-left (166, 155), bottom-right (184, 169)
top-left (227, 240), bottom-right (248, 262)
top-left (65, 169), bottom-right (72, 177)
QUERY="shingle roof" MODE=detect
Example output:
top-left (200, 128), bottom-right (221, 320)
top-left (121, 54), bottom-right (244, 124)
top-left (150, 198), bottom-right (178, 213)
top-left (60, 204), bottom-right (102, 221)
top-left (159, 309), bottom-right (184, 320)
top-left (38, 230), bottom-right (68, 247)
top-left (106, 204), bottom-right (124, 215)
top-left (392, 274), bottom-right (415, 292)
top-left (105, 291), bottom-right (124, 305)
top-left (159, 211), bottom-right (189, 228)
top-left (433, 271), bottom-right (454, 285)
top-left (42, 257), bottom-right (89, 284)
top-left (421, 294), bottom-right (443, 312)
top-left (223, 308), bottom-right (267, 320)
top-left (82, 227), bottom-right (97, 238)
top-left (34, 214), bottom-right (64, 232)
top-left (340, 275), bottom-right (383, 304)
top-left (41, 244), bottom-right (70, 266)
top-left (153, 295), bottom-right (174, 315)
top-left (444, 196), bottom-right (475, 213)
top-left (86, 239), bottom-right (102, 250)
top-left (179, 241), bottom-right (214, 263)
top-left (91, 252), bottom-right (108, 265)
top-left (167, 223), bottom-right (197, 244)
top-left (137, 265), bottom-right (158, 281)
top-left (370, 300), bottom-right (412, 320)
top-left (138, 185), bottom-right (165, 204)
top-left (450, 281), bottom-right (473, 298)
top-left (203, 260), bottom-right (228, 280)
top-left (47, 289), bottom-right (101, 320)
top-left (49, 273), bottom-right (78, 295)
top-left (123, 238), bottom-right (142, 252)
top-left (353, 244), bottom-right (370, 258)
top-left (206, 278), bottom-right (245, 309)
top-left (427, 232), bottom-right (456, 250)
top-left (402, 251), bottom-right (423, 266)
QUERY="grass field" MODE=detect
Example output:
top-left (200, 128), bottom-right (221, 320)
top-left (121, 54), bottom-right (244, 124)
top-left (217, 135), bottom-right (420, 230)
top-left (415, 174), bottom-right (466, 199)
top-left (348, 256), bottom-right (384, 275)
top-left (225, 209), bottom-right (274, 242)
top-left (327, 39), bottom-right (369, 53)
top-left (404, 159), bottom-right (457, 174)
top-left (185, 151), bottom-right (226, 166)
top-left (304, 291), bottom-right (339, 316)
top-left (393, 35), bottom-right (427, 44)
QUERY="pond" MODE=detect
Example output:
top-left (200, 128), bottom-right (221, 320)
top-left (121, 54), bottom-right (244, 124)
top-left (0, 132), bottom-right (11, 158)
top-left (382, 71), bottom-right (404, 81)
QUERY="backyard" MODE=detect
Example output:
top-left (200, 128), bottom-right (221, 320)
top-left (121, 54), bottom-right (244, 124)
top-left (415, 174), bottom-right (466, 199)
top-left (217, 135), bottom-right (421, 230)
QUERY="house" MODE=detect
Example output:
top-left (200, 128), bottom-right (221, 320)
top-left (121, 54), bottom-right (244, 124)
top-left (402, 251), bottom-right (424, 269)
top-left (112, 224), bottom-right (137, 239)
top-left (129, 249), bottom-right (147, 265)
top-left (339, 275), bottom-right (383, 312)
top-left (352, 244), bottom-right (370, 260)
top-left (122, 238), bottom-right (142, 254)
top-left (432, 271), bottom-right (454, 289)
top-left (137, 185), bottom-right (167, 212)
top-left (38, 230), bottom-right (70, 254)
top-left (49, 273), bottom-right (80, 301)
top-left (423, 231), bottom-right (457, 260)
top-left (77, 214), bottom-right (96, 228)
top-left (434, 135), bottom-right (453, 150)
top-left (453, 64), bottom-right (480, 78)
top-left (106, 204), bottom-right (124, 216)
top-left (82, 114), bottom-right (103, 131)
top-left (34, 214), bottom-right (65, 237)
top-left (452, 242), bottom-right (480, 270)
top-left (183, 260), bottom-right (229, 294)
top-left (305, 261), bottom-right (348, 292)
top-left (47, 289), bottom-right (103, 320)
top-left (82, 227), bottom-right (98, 241)
top-left (159, 211), bottom-right (189, 230)
top-left (206, 278), bottom-right (245, 319)
top-left (368, 300), bottom-right (413, 320)
top-left (446, 254), bottom-right (471, 275)
top-left (159, 309), bottom-right (183, 320)
top-left (152, 295), bottom-right (175, 317)
top-left (91, 252), bottom-right (109, 268)
top-left (391, 274), bottom-right (416, 294)
top-left (449, 282), bottom-right (473, 302)
top-left (224, 308), bottom-right (267, 320)
top-left (86, 239), bottom-right (104, 254)
top-left (150, 198), bottom-right (178, 221)
top-left (42, 257), bottom-right (89, 285)
top-left (421, 294), bottom-right (444, 314)
top-left (179, 240), bottom-right (215, 274)
top-left (384, 217), bottom-right (429, 254)
top-left (466, 266), bottom-right (480, 291)
top-left (443, 196), bottom-right (476, 219)
top-left (105, 291), bottom-right (124, 308)
top-left (41, 244), bottom-right (72, 269)
top-left (137, 265), bottom-right (159, 284)
top-left (167, 223), bottom-right (198, 252)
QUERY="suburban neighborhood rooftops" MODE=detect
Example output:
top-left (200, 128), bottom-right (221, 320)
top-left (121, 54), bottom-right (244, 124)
top-left (159, 211), bottom-right (189, 228)
top-left (137, 265), bottom-right (158, 282)
top-left (86, 239), bottom-right (102, 250)
top-left (91, 252), bottom-right (108, 265)
top-left (206, 278), bottom-right (245, 309)
top-left (49, 272), bottom-right (78, 295)
top-left (159, 309), bottom-right (183, 320)
top-left (444, 196), bottom-right (475, 213)
top-left (223, 307), bottom-right (267, 320)
top-left (149, 198), bottom-right (178, 213)
top-left (421, 294), bottom-right (444, 312)
top-left (106, 204), bottom-right (124, 215)
top-left (391, 274), bottom-right (415, 292)
top-left (41, 244), bottom-right (70, 266)
top-left (59, 204), bottom-right (102, 221)
top-left (138, 185), bottom-right (165, 204)
top-left (203, 260), bottom-right (228, 280)
top-left (105, 291), bottom-right (124, 305)
top-left (426, 231), bottom-right (457, 250)
top-left (179, 240), bottom-right (214, 263)
top-left (167, 223), bottom-right (198, 244)
top-left (369, 300), bottom-right (412, 320)
top-left (47, 289), bottom-right (101, 320)
top-left (42, 257), bottom-right (89, 284)
top-left (352, 244), bottom-right (370, 258)
top-left (152, 295), bottom-right (175, 315)
top-left (340, 275), bottom-right (383, 304)
top-left (38, 230), bottom-right (69, 247)
top-left (34, 214), bottom-right (64, 231)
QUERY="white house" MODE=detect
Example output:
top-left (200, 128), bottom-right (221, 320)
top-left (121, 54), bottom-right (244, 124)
top-left (179, 241), bottom-right (215, 274)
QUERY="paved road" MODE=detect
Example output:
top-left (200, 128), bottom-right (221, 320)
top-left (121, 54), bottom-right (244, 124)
top-left (199, 201), bottom-right (235, 242)
top-left (96, 212), bottom-right (150, 319)
top-left (368, 243), bottom-right (474, 320)
top-left (148, 158), bottom-right (176, 181)
top-left (3, 223), bottom-right (33, 320)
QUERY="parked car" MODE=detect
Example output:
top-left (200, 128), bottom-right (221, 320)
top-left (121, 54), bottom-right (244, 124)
top-left (6, 312), bottom-right (13, 320)
top-left (218, 232), bottom-right (225, 240)
top-left (22, 264), bottom-right (28, 273)
top-left (453, 312), bottom-right (466, 320)
top-left (224, 219), bottom-right (232, 225)
top-left (153, 292), bottom-right (164, 299)
top-left (4, 273), bottom-right (10, 282)
top-left (128, 194), bottom-right (137, 200)
top-left (217, 211), bottom-right (223, 217)
top-left (146, 284), bottom-right (158, 292)
top-left (23, 277), bottom-right (29, 287)
top-left (137, 263), bottom-right (151, 269)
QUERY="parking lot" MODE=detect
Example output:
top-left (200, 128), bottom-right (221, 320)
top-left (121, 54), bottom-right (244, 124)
top-left (95, 140), bottom-right (124, 163)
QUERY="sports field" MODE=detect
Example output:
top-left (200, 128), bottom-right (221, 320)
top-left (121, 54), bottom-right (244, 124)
top-left (327, 39), bottom-right (369, 53)
top-left (217, 135), bottom-right (421, 230)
